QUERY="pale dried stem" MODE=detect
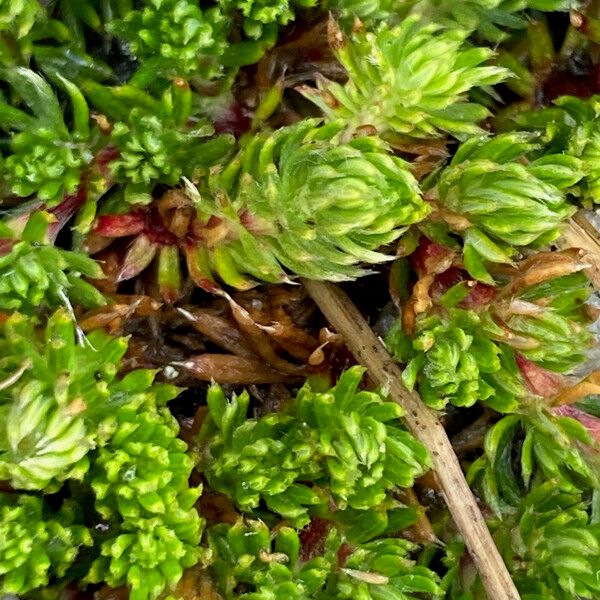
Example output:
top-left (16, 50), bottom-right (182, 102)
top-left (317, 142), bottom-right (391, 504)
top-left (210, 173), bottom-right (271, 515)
top-left (302, 279), bottom-right (521, 600)
top-left (561, 215), bottom-right (600, 288)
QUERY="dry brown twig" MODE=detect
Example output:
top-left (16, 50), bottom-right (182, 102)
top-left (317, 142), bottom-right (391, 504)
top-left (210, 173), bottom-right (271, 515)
top-left (561, 214), bottom-right (600, 287)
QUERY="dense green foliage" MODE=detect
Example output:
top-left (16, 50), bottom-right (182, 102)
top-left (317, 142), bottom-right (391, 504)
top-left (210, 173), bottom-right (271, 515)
top-left (0, 68), bottom-right (94, 205)
top-left (432, 133), bottom-right (583, 282)
top-left (326, 0), bottom-right (576, 38)
top-left (387, 269), bottom-right (593, 410)
top-left (199, 367), bottom-right (430, 526)
top-left (88, 380), bottom-right (203, 600)
top-left (469, 407), bottom-right (599, 512)
top-left (505, 95), bottom-right (600, 205)
top-left (208, 518), bottom-right (442, 599)
top-left (300, 17), bottom-right (508, 140)
top-left (388, 308), bottom-right (527, 411)
top-left (109, 0), bottom-right (229, 79)
top-left (218, 0), bottom-right (318, 39)
top-left (189, 119), bottom-right (428, 286)
top-left (0, 494), bottom-right (92, 595)
top-left (0, 310), bottom-right (128, 490)
top-left (0, 311), bottom-right (203, 598)
top-left (0, 204), bottom-right (107, 312)
top-left (0, 0), bottom-right (39, 38)
top-left (0, 0), bottom-right (598, 598)
top-left (504, 483), bottom-right (600, 599)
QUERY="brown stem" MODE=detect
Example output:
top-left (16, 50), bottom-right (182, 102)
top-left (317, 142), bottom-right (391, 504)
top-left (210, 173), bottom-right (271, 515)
top-left (302, 279), bottom-right (521, 600)
top-left (396, 488), bottom-right (439, 546)
top-left (451, 410), bottom-right (495, 457)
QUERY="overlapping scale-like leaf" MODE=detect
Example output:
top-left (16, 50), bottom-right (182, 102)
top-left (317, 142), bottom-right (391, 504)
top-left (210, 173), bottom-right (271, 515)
top-left (300, 17), bottom-right (508, 139)
top-left (199, 366), bottom-right (430, 527)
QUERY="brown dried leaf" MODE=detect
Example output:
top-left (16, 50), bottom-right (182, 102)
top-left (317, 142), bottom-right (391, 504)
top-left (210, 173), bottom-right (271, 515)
top-left (223, 293), bottom-right (309, 376)
top-left (156, 189), bottom-right (193, 238)
top-left (173, 354), bottom-right (302, 384)
top-left (307, 327), bottom-right (342, 367)
top-left (111, 295), bottom-right (162, 316)
top-left (177, 306), bottom-right (256, 358)
top-left (299, 517), bottom-right (332, 562)
top-left (171, 564), bottom-right (225, 600)
top-left (402, 274), bottom-right (434, 335)
top-left (91, 248), bottom-right (123, 294)
top-left (78, 296), bottom-right (162, 333)
top-left (553, 380), bottom-right (600, 406)
top-left (308, 343), bottom-right (327, 366)
top-left (78, 304), bottom-right (131, 333)
top-left (500, 249), bottom-right (590, 297)
top-left (258, 320), bottom-right (319, 361)
top-left (585, 370), bottom-right (600, 385)
top-left (395, 488), bottom-right (439, 546)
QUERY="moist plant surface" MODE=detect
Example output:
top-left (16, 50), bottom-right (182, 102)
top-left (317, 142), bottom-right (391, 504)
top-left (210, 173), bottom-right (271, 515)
top-left (1, 1), bottom-right (600, 599)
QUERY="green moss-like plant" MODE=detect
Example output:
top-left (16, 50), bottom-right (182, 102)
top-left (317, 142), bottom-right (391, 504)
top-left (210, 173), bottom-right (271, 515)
top-left (109, 0), bottom-right (229, 79)
top-left (0, 239), bottom-right (105, 314)
top-left (218, 0), bottom-right (318, 40)
top-left (387, 267), bottom-right (592, 410)
top-left (497, 483), bottom-right (600, 599)
top-left (186, 119), bottom-right (428, 288)
top-left (207, 518), bottom-right (442, 600)
top-left (432, 133), bottom-right (583, 282)
top-left (86, 369), bottom-right (202, 600)
top-left (468, 407), bottom-right (599, 514)
top-left (388, 309), bottom-right (526, 412)
top-left (199, 366), bottom-right (430, 527)
top-left (0, 68), bottom-right (94, 206)
top-left (0, 494), bottom-right (92, 595)
top-left (0, 310), bottom-right (127, 490)
top-left (0, 0), bottom-right (40, 38)
top-left (300, 17), bottom-right (507, 140)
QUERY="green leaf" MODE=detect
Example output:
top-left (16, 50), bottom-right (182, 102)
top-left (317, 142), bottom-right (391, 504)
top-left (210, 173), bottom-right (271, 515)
top-left (463, 242), bottom-right (495, 285)
top-left (464, 227), bottom-right (513, 264)
top-left (20, 211), bottom-right (53, 243)
top-left (200, 368), bottom-right (429, 526)
top-left (0, 68), bottom-right (66, 134)
top-left (0, 104), bottom-right (37, 131)
top-left (55, 74), bottom-right (89, 139)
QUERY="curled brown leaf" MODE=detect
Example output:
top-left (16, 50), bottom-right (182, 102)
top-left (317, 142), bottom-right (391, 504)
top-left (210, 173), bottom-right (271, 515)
top-left (499, 249), bottom-right (590, 298)
top-left (172, 354), bottom-right (303, 384)
top-left (223, 292), bottom-right (309, 376)
top-left (402, 274), bottom-right (434, 335)
top-left (553, 378), bottom-right (600, 406)
top-left (177, 306), bottom-right (256, 358)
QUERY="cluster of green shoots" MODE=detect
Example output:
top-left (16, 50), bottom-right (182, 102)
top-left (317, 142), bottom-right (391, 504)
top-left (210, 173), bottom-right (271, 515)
top-left (1, 0), bottom-right (600, 598)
